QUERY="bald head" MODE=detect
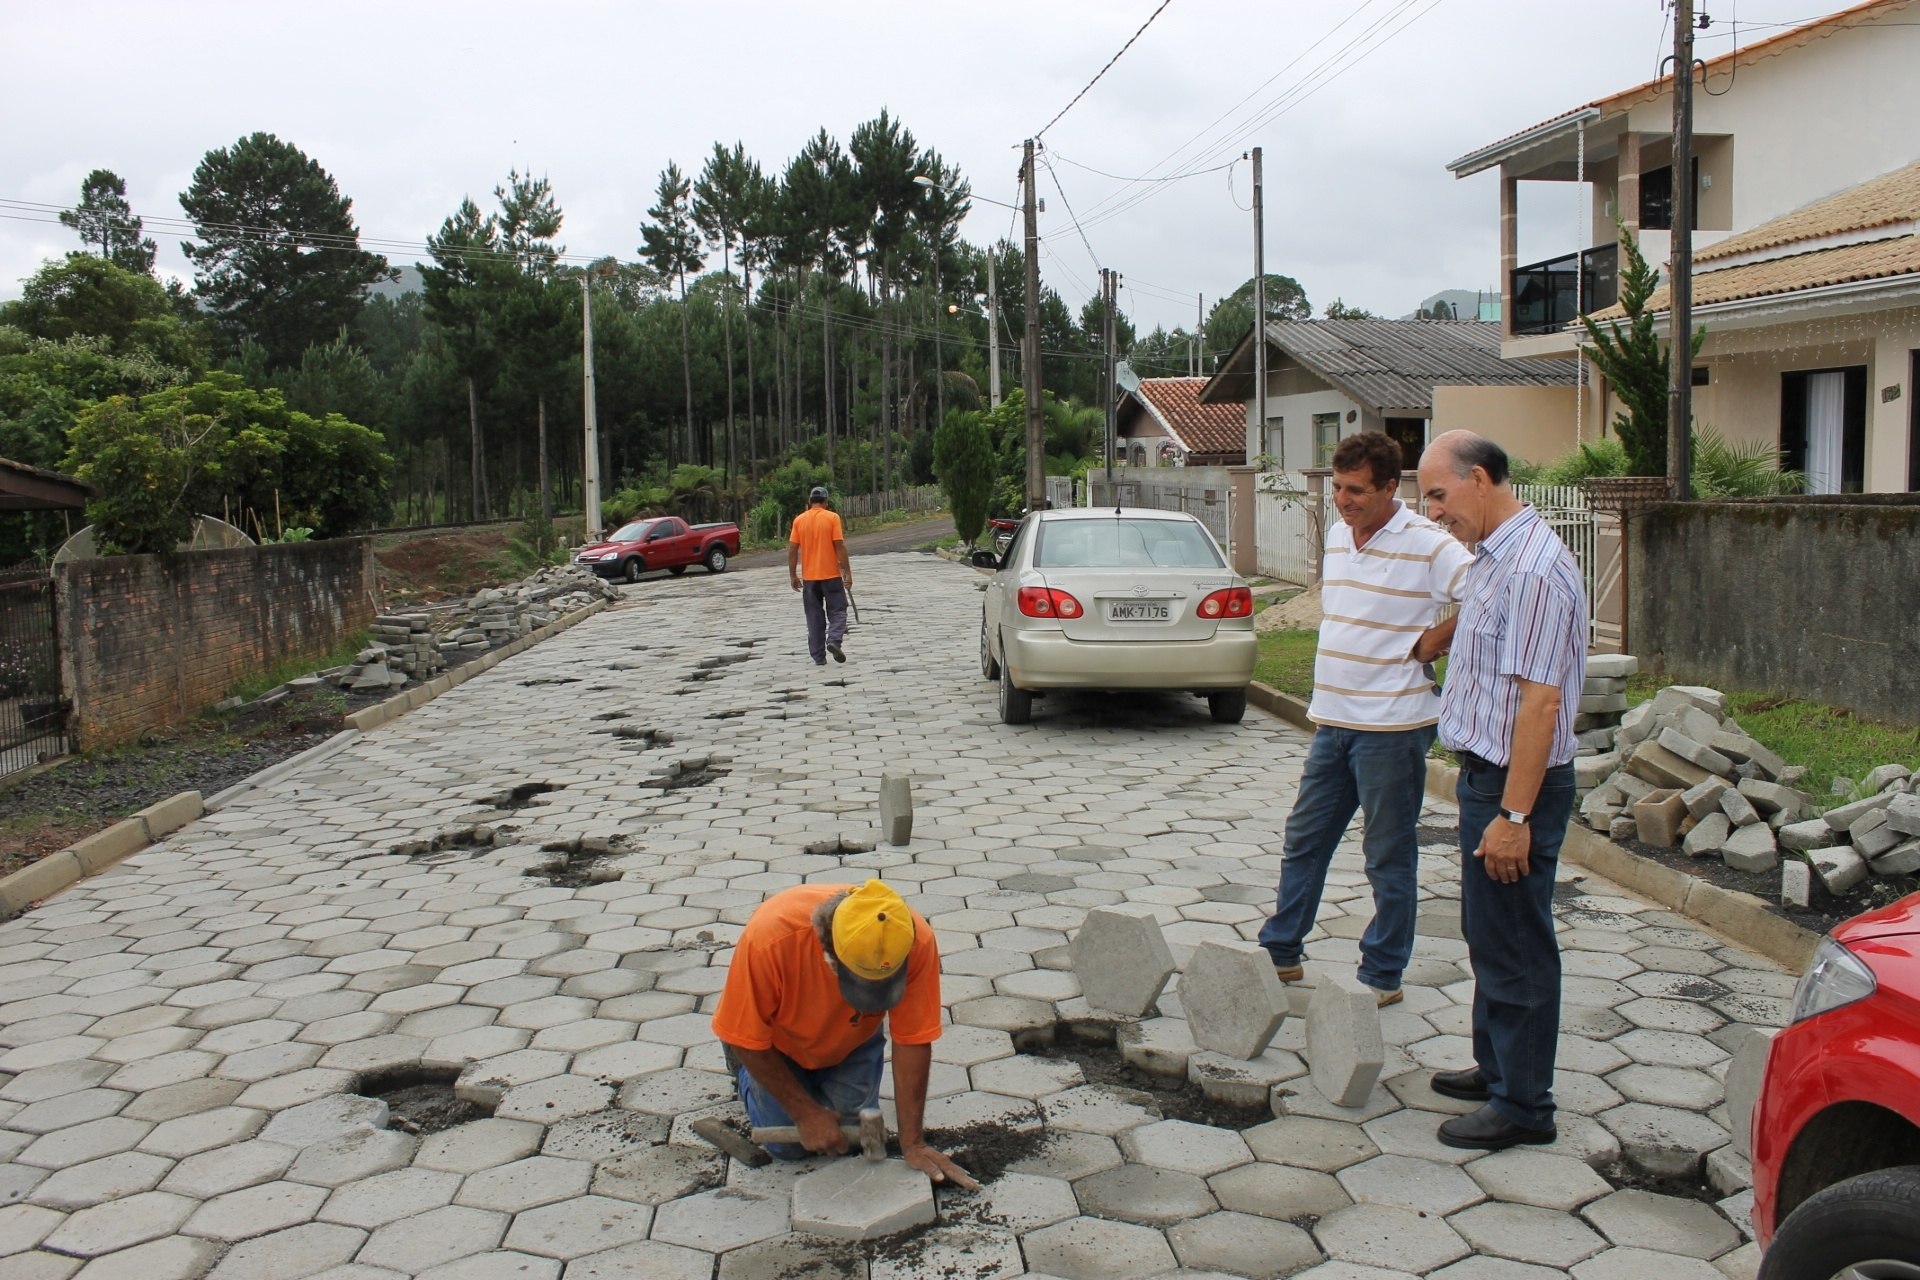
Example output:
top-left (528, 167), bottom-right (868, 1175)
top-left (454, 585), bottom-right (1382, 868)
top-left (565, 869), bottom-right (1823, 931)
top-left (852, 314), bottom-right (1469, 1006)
top-left (1422, 431), bottom-right (1509, 486)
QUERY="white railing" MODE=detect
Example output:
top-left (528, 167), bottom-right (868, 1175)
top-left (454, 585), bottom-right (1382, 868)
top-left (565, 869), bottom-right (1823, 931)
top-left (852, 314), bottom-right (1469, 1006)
top-left (1253, 472), bottom-right (1321, 585)
top-left (1514, 483), bottom-right (1599, 643)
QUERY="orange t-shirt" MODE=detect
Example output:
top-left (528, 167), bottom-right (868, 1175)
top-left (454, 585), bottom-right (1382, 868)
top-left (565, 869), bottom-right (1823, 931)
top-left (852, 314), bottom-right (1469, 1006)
top-left (788, 506), bottom-right (845, 582)
top-left (711, 883), bottom-right (942, 1069)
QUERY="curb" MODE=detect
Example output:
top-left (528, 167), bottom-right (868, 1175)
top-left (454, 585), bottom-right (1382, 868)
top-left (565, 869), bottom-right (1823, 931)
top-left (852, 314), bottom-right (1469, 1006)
top-left (0, 790), bottom-right (204, 919)
top-left (0, 598), bottom-right (613, 919)
top-left (343, 597), bottom-right (610, 732)
top-left (1421, 758), bottom-right (1820, 973)
top-left (1248, 680), bottom-right (1312, 731)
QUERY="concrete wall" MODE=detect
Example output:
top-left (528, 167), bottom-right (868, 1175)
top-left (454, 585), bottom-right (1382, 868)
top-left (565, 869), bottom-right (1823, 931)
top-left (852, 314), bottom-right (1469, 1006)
top-left (1431, 384), bottom-right (1592, 468)
top-left (56, 539), bottom-right (377, 748)
top-left (1627, 496), bottom-right (1920, 724)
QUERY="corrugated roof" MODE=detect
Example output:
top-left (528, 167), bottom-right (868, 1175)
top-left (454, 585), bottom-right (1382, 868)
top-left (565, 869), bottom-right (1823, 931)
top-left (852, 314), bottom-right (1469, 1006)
top-left (1695, 162), bottom-right (1920, 262)
top-left (1588, 233), bottom-right (1920, 319)
top-left (1208, 320), bottom-right (1580, 414)
top-left (1448, 0), bottom-right (1912, 175)
top-left (1120, 377), bottom-right (1246, 461)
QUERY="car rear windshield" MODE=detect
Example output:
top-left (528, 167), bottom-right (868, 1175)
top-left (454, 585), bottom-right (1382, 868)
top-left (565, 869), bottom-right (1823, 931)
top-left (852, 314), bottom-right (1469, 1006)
top-left (1034, 517), bottom-right (1223, 569)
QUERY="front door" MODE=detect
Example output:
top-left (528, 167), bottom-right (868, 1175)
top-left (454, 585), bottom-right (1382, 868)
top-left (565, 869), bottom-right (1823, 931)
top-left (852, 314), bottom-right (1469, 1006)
top-left (1384, 418), bottom-right (1427, 470)
top-left (1781, 367), bottom-right (1866, 494)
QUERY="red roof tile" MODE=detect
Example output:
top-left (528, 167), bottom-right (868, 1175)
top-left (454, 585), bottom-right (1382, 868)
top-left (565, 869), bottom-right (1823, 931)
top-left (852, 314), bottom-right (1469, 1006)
top-left (1125, 378), bottom-right (1246, 462)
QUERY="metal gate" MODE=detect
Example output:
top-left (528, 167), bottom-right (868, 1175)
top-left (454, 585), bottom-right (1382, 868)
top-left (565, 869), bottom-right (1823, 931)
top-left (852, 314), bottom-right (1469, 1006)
top-left (1, 572), bottom-right (68, 777)
top-left (1513, 483), bottom-right (1599, 645)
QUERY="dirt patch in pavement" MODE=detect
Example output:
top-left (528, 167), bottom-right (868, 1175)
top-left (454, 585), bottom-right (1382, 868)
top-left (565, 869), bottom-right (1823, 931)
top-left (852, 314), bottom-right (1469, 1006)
top-left (1033, 1033), bottom-right (1270, 1132)
top-left (923, 1120), bottom-right (1053, 1186)
top-left (358, 1067), bottom-right (495, 1135)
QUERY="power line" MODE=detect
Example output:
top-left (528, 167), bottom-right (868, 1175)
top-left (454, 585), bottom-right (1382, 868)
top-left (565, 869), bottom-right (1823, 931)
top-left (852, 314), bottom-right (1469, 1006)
top-left (1040, 155), bottom-right (1103, 278)
top-left (1034, 0), bottom-right (1178, 141)
top-left (1048, 151), bottom-right (1237, 186)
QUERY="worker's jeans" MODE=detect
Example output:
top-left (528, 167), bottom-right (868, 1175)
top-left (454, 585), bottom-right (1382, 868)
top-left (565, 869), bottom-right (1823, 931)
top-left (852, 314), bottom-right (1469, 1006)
top-left (802, 577), bottom-right (848, 664)
top-left (1456, 755), bottom-right (1577, 1131)
top-left (733, 1033), bottom-right (884, 1160)
top-left (1258, 723), bottom-right (1436, 992)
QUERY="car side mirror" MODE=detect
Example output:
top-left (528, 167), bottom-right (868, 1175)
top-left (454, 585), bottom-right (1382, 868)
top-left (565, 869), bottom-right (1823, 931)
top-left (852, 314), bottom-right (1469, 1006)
top-left (969, 550), bottom-right (1001, 570)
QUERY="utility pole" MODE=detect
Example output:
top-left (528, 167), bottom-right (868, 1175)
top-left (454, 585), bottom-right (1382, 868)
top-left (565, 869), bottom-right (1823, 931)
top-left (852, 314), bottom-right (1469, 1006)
top-left (1194, 292), bottom-right (1203, 376)
top-left (1668, 0), bottom-right (1696, 500)
top-left (1022, 139), bottom-right (1045, 511)
top-left (986, 255), bottom-right (1003, 408)
top-left (581, 275), bottom-right (603, 539)
top-left (1250, 147), bottom-right (1270, 467)
top-left (1103, 268), bottom-right (1118, 487)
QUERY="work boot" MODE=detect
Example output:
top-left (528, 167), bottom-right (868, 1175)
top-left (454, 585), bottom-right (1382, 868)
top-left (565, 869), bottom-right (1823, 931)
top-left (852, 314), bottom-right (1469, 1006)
top-left (827, 642), bottom-right (845, 663)
top-left (1272, 963), bottom-right (1304, 983)
top-left (1367, 985), bottom-right (1404, 1008)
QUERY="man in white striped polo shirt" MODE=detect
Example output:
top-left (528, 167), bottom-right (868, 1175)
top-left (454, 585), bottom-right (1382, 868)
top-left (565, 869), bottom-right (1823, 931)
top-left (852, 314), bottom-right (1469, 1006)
top-left (1416, 430), bottom-right (1587, 1153)
top-left (1257, 432), bottom-right (1472, 1007)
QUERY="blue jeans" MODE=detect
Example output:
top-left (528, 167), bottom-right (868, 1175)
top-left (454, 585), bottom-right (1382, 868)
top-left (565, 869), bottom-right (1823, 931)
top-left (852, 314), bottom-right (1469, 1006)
top-left (733, 1033), bottom-right (884, 1160)
top-left (802, 578), bottom-right (848, 664)
top-left (1258, 723), bottom-right (1436, 991)
top-left (1456, 756), bottom-right (1577, 1131)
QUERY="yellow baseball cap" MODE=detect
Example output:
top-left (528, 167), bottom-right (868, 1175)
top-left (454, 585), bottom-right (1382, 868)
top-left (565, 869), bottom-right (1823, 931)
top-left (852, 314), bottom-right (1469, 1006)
top-left (831, 880), bottom-right (914, 1012)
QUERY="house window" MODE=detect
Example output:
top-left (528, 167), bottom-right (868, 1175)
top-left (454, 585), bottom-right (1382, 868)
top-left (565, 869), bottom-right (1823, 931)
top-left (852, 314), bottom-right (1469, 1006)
top-left (1313, 412), bottom-right (1342, 467)
top-left (1640, 161), bottom-right (1700, 232)
top-left (1263, 418), bottom-right (1284, 469)
top-left (1781, 366), bottom-right (1866, 494)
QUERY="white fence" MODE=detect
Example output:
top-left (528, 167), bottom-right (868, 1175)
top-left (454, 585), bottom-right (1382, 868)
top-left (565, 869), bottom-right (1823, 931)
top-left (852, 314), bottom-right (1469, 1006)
top-left (838, 484), bottom-right (944, 519)
top-left (1085, 467), bottom-right (1234, 546)
top-left (1252, 472), bottom-right (1321, 585)
top-left (1513, 482), bottom-right (1599, 643)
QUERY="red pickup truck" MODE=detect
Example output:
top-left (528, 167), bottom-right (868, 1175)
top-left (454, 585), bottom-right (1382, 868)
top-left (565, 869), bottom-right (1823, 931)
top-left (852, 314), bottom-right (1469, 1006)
top-left (574, 516), bottom-right (741, 582)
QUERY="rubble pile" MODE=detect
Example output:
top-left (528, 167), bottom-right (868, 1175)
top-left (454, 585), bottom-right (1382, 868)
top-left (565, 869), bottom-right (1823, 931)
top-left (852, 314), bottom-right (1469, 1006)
top-left (330, 564), bottom-right (618, 693)
top-left (1572, 674), bottom-right (1920, 900)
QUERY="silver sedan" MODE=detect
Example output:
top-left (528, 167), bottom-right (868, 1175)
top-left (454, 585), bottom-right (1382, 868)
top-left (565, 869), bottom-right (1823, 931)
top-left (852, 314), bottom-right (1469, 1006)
top-left (974, 508), bottom-right (1257, 726)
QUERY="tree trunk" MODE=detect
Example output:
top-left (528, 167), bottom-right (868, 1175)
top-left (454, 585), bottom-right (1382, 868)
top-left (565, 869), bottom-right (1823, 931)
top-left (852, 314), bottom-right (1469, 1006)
top-left (538, 395), bottom-right (551, 530)
top-left (742, 262), bottom-right (757, 479)
top-left (722, 246), bottom-right (736, 495)
top-left (467, 375), bottom-right (484, 521)
top-left (678, 271), bottom-right (694, 471)
top-left (822, 283), bottom-right (834, 473)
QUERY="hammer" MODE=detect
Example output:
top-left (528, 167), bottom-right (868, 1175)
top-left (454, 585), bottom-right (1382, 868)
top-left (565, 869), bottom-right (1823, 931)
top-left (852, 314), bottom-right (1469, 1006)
top-left (750, 1106), bottom-right (887, 1160)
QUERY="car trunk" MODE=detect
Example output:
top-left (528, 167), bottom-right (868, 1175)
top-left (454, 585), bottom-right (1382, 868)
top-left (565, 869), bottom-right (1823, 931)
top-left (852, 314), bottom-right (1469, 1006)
top-left (1038, 569), bottom-right (1226, 643)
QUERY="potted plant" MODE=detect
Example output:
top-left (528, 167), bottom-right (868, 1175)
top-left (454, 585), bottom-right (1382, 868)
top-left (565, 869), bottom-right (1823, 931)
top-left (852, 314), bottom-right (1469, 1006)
top-left (1579, 226), bottom-right (1704, 508)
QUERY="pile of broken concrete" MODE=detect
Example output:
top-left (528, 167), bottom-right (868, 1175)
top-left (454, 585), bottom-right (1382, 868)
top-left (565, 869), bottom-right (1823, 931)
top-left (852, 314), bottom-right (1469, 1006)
top-left (330, 564), bottom-right (619, 693)
top-left (1576, 681), bottom-right (1920, 902)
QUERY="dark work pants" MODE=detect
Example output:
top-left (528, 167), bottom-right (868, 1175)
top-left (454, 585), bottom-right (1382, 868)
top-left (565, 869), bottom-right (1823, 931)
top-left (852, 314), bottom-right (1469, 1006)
top-left (1455, 755), bottom-right (1576, 1131)
top-left (802, 577), bottom-right (848, 663)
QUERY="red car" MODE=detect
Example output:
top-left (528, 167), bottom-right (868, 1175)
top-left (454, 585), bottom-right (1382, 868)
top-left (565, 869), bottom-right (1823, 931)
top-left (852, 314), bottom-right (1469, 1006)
top-left (574, 516), bottom-right (740, 583)
top-left (1752, 888), bottom-right (1920, 1279)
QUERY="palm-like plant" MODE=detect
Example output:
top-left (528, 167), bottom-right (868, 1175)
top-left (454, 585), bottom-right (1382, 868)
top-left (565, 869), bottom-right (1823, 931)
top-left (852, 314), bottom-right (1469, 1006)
top-left (1689, 425), bottom-right (1805, 497)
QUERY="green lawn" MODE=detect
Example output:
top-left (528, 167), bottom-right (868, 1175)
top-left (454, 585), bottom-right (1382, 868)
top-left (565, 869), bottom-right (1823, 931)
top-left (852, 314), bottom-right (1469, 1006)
top-left (1628, 673), bottom-right (1920, 795)
top-left (1254, 628), bottom-right (1319, 700)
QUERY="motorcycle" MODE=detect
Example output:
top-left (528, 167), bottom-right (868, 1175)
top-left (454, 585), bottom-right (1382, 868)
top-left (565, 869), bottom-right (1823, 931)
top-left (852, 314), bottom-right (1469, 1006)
top-left (987, 517), bottom-right (1021, 557)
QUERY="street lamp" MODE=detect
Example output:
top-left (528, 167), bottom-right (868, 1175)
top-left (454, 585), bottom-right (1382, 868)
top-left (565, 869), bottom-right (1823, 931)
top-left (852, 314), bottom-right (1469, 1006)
top-left (944, 297), bottom-right (1004, 408)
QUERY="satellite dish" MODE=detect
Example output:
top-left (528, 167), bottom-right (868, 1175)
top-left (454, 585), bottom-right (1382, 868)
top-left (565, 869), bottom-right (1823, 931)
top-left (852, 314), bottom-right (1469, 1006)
top-left (52, 515), bottom-right (257, 564)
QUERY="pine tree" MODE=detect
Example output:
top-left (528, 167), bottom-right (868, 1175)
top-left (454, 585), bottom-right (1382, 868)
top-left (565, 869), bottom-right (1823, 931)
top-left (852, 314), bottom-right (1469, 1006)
top-left (59, 169), bottom-right (157, 274)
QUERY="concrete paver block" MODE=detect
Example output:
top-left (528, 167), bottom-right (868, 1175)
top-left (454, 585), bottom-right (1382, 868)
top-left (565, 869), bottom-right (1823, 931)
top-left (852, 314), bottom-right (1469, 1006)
top-left (1570, 1247), bottom-right (1730, 1280)
top-left (1188, 1047), bottom-right (1305, 1108)
top-left (1118, 1118), bottom-right (1252, 1177)
top-left (880, 774), bottom-right (913, 846)
top-left (1181, 940), bottom-right (1288, 1060)
top-left (1449, 1200), bottom-right (1608, 1268)
top-left (1632, 791), bottom-right (1688, 849)
top-left (1465, 1148), bottom-right (1612, 1210)
top-left (789, 1157), bottom-right (935, 1240)
top-left (39, 1188), bottom-right (194, 1256)
top-left (1242, 1115), bottom-right (1379, 1171)
top-left (355, 1203), bottom-right (508, 1273)
top-left (1073, 1163), bottom-right (1216, 1226)
top-left (257, 1095), bottom-right (387, 1149)
top-left (204, 1221), bottom-right (364, 1279)
top-left (1306, 972), bottom-right (1385, 1107)
top-left (591, 1143), bottom-right (727, 1206)
top-left (1022, 1214), bottom-right (1179, 1280)
top-left (502, 1193), bottom-right (654, 1259)
top-left (1315, 1201), bottom-right (1470, 1272)
top-left (1582, 1188), bottom-right (1742, 1259)
top-left (650, 1184), bottom-right (790, 1252)
top-left (566, 1239), bottom-right (712, 1280)
top-left (1721, 1026), bottom-right (1774, 1161)
top-left (1168, 1209), bottom-right (1321, 1279)
top-left (1597, 1103), bottom-right (1729, 1178)
top-left (1070, 907), bottom-right (1175, 1017)
top-left (952, 1170), bottom-right (1078, 1232)
top-left (1116, 1016), bottom-right (1198, 1078)
top-left (1337, 1153), bottom-right (1484, 1216)
top-left (868, 1225), bottom-right (1023, 1280)
top-left (1211, 1161), bottom-right (1353, 1220)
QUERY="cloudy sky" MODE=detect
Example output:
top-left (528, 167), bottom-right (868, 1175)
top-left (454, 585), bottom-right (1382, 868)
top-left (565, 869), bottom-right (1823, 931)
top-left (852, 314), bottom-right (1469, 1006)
top-left (1, 0), bottom-right (1830, 333)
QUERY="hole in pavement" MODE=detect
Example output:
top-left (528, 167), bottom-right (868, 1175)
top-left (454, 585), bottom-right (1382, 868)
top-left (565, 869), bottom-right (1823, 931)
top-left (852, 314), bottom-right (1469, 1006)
top-left (697, 653), bottom-right (752, 669)
top-left (482, 782), bottom-right (562, 810)
top-left (604, 725), bottom-right (673, 746)
top-left (355, 1066), bottom-right (493, 1135)
top-left (641, 760), bottom-right (730, 791)
top-left (824, 678), bottom-right (849, 688)
top-left (803, 835), bottom-right (878, 856)
top-left (1032, 1019), bottom-right (1270, 1131)
top-left (680, 671), bottom-right (718, 684)
top-left (705, 709), bottom-right (747, 720)
top-left (528, 837), bottom-right (630, 887)
top-left (392, 825), bottom-right (503, 861)
top-left (730, 638), bottom-right (764, 648)
top-left (591, 711), bottom-right (631, 721)
top-left (1598, 1159), bottom-right (1722, 1203)
top-left (769, 690), bottom-right (807, 704)
top-left (521, 676), bottom-right (582, 687)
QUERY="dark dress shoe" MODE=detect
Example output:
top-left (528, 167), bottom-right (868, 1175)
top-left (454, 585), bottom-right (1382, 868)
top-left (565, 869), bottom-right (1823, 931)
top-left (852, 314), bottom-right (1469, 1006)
top-left (1437, 1104), bottom-right (1555, 1151)
top-left (1431, 1067), bottom-right (1491, 1102)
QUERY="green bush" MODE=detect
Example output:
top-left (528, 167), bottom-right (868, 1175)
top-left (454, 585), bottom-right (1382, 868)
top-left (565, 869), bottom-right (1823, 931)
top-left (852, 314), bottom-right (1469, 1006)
top-left (932, 408), bottom-right (995, 546)
top-left (747, 498), bottom-right (783, 542)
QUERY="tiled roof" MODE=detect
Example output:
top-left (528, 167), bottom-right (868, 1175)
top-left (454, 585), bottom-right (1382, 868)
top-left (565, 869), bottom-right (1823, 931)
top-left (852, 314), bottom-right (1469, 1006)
top-left (1588, 234), bottom-right (1920, 319)
top-left (1695, 162), bottom-right (1920, 262)
top-left (1124, 377), bottom-right (1246, 460)
top-left (1450, 0), bottom-right (1911, 173)
top-left (1239, 321), bottom-right (1579, 413)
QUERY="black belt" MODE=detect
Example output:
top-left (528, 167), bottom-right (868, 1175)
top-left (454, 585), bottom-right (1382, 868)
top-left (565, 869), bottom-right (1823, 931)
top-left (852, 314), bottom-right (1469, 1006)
top-left (1458, 750), bottom-right (1505, 773)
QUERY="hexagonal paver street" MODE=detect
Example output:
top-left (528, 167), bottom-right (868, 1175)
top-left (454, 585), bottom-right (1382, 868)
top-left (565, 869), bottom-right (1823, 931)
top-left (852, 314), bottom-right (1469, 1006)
top-left (0, 552), bottom-right (1783, 1277)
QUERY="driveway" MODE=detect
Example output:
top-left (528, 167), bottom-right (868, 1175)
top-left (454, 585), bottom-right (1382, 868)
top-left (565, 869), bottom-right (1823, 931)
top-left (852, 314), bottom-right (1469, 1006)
top-left (0, 551), bottom-right (1782, 1279)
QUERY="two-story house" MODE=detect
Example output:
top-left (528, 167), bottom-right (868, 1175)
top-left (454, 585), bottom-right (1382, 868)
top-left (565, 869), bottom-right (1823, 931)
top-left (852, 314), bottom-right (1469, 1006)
top-left (1447, 0), bottom-right (1920, 492)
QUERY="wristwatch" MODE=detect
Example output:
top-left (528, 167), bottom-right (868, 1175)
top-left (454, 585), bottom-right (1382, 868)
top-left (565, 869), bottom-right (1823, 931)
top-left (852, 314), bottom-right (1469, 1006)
top-left (1502, 809), bottom-right (1531, 826)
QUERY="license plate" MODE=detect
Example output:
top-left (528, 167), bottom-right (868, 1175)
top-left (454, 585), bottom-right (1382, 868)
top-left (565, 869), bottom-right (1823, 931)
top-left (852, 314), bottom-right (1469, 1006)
top-left (1107, 602), bottom-right (1170, 622)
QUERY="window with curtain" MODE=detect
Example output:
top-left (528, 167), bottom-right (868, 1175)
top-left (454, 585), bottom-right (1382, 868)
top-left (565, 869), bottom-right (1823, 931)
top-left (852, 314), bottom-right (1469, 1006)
top-left (1314, 412), bottom-right (1342, 467)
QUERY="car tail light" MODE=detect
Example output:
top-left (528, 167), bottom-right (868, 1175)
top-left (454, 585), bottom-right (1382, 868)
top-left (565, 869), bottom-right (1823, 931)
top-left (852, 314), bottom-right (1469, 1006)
top-left (1198, 587), bottom-right (1254, 619)
top-left (1018, 587), bottom-right (1084, 619)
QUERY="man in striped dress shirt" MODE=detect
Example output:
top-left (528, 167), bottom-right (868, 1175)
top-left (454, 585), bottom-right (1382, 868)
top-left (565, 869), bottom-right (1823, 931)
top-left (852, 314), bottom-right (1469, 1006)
top-left (1416, 430), bottom-right (1587, 1152)
top-left (1257, 432), bottom-right (1472, 1007)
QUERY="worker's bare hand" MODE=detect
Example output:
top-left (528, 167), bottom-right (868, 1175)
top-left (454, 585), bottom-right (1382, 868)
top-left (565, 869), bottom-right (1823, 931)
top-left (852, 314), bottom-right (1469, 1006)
top-left (1473, 817), bottom-right (1531, 883)
top-left (903, 1141), bottom-right (980, 1190)
top-left (795, 1107), bottom-right (849, 1155)
top-left (790, 575), bottom-right (802, 592)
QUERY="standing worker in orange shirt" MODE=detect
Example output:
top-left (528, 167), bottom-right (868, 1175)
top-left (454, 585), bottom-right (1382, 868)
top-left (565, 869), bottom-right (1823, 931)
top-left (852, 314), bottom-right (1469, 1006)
top-left (788, 485), bottom-right (853, 665)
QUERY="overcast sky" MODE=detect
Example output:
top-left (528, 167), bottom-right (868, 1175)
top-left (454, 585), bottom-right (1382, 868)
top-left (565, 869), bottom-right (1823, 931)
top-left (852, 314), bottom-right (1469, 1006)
top-left (1, 0), bottom-right (1834, 333)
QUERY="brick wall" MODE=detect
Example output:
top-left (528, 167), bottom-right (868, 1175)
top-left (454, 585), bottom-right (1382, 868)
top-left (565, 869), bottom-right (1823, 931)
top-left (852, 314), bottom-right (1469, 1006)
top-left (1629, 495), bottom-right (1920, 726)
top-left (55, 539), bottom-right (377, 748)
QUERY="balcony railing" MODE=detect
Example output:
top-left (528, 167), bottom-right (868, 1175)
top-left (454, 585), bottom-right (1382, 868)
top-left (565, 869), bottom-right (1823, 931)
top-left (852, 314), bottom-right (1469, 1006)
top-left (1510, 243), bottom-right (1619, 336)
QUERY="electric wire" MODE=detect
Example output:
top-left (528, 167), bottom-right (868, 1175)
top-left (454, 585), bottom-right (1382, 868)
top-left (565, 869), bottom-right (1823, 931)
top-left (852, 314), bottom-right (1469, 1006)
top-left (1033, 0), bottom-right (1178, 142)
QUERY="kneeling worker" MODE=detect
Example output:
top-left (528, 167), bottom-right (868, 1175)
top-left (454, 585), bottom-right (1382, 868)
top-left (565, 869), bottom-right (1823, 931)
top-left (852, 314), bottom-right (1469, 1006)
top-left (712, 879), bottom-right (978, 1187)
